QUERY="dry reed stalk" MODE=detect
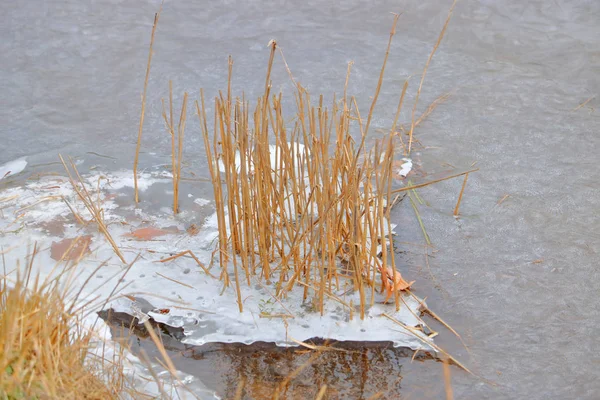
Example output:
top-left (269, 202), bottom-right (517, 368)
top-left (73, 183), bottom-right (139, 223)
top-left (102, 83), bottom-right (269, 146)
top-left (572, 96), bottom-right (594, 111)
top-left (408, 0), bottom-right (457, 154)
top-left (391, 168), bottom-right (478, 194)
top-left (390, 79), bottom-right (409, 153)
top-left (216, 95), bottom-right (244, 312)
top-left (155, 272), bottom-right (194, 289)
top-left (133, 10), bottom-right (160, 203)
top-left (158, 249), bottom-right (214, 277)
top-left (443, 357), bottom-right (454, 400)
top-left (315, 385), bottom-right (328, 400)
top-left (14, 196), bottom-right (62, 214)
top-left (409, 190), bottom-right (432, 245)
top-left (382, 313), bottom-right (475, 376)
top-left (62, 196), bottom-right (85, 224)
top-left (59, 155), bottom-right (127, 263)
top-left (364, 13), bottom-right (400, 139)
top-left (414, 92), bottom-right (451, 128)
top-left (140, 319), bottom-right (198, 398)
top-left (256, 279), bottom-right (295, 318)
top-left (196, 93), bottom-right (229, 286)
top-left (453, 172), bottom-right (469, 216)
top-left (161, 84), bottom-right (188, 214)
top-left (497, 194), bottom-right (510, 205)
top-left (418, 300), bottom-right (471, 354)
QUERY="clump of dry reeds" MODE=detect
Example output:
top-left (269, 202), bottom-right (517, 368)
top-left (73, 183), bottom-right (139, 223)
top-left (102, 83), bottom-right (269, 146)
top-left (0, 258), bottom-right (123, 399)
top-left (198, 17), bottom-right (414, 319)
top-left (0, 245), bottom-right (196, 399)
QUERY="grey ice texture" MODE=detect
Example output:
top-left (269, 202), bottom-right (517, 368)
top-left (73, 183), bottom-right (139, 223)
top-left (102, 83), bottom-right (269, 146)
top-left (1, 1), bottom-right (599, 399)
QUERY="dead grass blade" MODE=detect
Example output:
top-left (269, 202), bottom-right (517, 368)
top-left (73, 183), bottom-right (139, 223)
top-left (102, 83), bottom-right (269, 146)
top-left (382, 313), bottom-right (475, 377)
top-left (0, 256), bottom-right (128, 398)
top-left (155, 272), bottom-right (194, 289)
top-left (133, 8), bottom-right (161, 203)
top-left (158, 249), bottom-right (215, 278)
top-left (391, 168), bottom-right (478, 195)
top-left (414, 92), bottom-right (451, 128)
top-left (141, 319), bottom-right (201, 399)
top-left (195, 15), bottom-right (417, 319)
top-left (59, 154), bottom-right (126, 263)
top-left (408, 0), bottom-right (457, 154)
top-left (315, 385), bottom-right (328, 400)
top-left (453, 172), bottom-right (469, 216)
top-left (443, 357), bottom-right (454, 400)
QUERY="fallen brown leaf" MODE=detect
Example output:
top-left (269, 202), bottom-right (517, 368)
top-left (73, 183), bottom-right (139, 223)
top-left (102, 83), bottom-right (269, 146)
top-left (51, 236), bottom-right (92, 261)
top-left (186, 224), bottom-right (200, 236)
top-left (384, 267), bottom-right (415, 303)
top-left (124, 226), bottom-right (179, 241)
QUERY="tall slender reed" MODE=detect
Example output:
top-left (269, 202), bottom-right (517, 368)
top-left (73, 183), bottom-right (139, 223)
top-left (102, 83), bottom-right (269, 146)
top-left (133, 11), bottom-right (160, 203)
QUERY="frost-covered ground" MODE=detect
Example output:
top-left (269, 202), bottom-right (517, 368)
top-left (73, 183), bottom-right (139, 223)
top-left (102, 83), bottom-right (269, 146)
top-left (2, 0), bottom-right (600, 398)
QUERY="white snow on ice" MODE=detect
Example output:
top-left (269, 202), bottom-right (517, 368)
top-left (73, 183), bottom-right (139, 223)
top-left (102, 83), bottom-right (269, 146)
top-left (0, 168), bottom-right (434, 396)
top-left (193, 198), bottom-right (211, 207)
top-left (398, 158), bottom-right (413, 177)
top-left (0, 157), bottom-right (27, 180)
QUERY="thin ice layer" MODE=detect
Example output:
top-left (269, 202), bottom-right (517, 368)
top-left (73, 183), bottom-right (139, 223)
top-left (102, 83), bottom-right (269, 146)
top-left (0, 169), bottom-right (433, 352)
top-left (0, 157), bottom-right (27, 180)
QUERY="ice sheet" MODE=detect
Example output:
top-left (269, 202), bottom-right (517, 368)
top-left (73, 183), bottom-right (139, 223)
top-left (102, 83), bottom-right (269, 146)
top-left (3, 0), bottom-right (600, 397)
top-left (0, 169), bottom-right (433, 352)
top-left (0, 157), bottom-right (27, 180)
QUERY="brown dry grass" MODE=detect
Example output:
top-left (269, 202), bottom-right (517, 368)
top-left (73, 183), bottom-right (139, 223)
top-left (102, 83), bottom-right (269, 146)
top-left (0, 258), bottom-right (123, 399)
top-left (0, 246), bottom-right (193, 399)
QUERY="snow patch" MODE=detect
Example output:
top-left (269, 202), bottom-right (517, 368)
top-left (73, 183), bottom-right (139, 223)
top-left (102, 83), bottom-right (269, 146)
top-left (1, 168), bottom-right (434, 357)
top-left (0, 157), bottom-right (27, 180)
top-left (194, 198), bottom-right (211, 207)
top-left (398, 158), bottom-right (413, 177)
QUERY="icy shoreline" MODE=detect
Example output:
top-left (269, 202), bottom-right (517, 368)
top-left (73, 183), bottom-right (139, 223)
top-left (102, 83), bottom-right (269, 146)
top-left (1, 167), bottom-right (433, 395)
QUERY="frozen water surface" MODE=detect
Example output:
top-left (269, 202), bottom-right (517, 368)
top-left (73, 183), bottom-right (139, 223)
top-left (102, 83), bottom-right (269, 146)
top-left (2, 0), bottom-right (600, 399)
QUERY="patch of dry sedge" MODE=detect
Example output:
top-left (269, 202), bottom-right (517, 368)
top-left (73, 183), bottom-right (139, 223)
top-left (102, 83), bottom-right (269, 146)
top-left (0, 266), bottom-right (122, 399)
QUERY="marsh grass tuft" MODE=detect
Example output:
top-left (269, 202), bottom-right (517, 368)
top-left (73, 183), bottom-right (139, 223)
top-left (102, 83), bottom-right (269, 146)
top-left (198, 18), bottom-right (411, 319)
top-left (0, 246), bottom-right (193, 399)
top-left (0, 256), bottom-right (124, 399)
